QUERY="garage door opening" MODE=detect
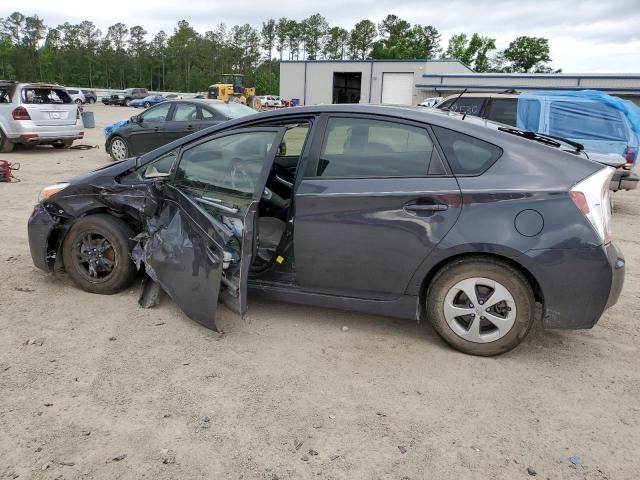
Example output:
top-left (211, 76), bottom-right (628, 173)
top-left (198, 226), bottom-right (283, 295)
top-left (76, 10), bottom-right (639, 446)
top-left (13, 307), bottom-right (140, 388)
top-left (381, 72), bottom-right (414, 105)
top-left (333, 72), bottom-right (362, 104)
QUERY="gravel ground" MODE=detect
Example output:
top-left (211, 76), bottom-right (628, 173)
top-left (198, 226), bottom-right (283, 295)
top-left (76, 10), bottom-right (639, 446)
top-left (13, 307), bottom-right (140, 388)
top-left (0, 104), bottom-right (638, 479)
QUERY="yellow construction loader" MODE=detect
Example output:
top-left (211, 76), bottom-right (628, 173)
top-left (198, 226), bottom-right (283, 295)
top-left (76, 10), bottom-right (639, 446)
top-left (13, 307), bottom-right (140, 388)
top-left (207, 74), bottom-right (261, 110)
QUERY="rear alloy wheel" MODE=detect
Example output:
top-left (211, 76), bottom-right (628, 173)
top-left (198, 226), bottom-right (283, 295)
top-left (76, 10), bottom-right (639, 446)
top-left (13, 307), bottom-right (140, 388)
top-left (0, 129), bottom-right (14, 153)
top-left (427, 257), bottom-right (535, 356)
top-left (62, 214), bottom-right (136, 294)
top-left (143, 101), bottom-right (150, 108)
top-left (109, 136), bottom-right (129, 161)
top-left (75, 99), bottom-right (82, 105)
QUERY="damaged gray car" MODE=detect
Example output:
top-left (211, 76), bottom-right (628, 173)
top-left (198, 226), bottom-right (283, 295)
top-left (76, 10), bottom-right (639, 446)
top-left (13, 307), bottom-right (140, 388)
top-left (28, 105), bottom-right (625, 356)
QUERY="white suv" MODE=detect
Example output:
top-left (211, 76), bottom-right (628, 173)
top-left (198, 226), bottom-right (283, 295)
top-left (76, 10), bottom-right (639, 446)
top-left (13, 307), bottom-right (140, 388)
top-left (65, 88), bottom-right (87, 104)
top-left (0, 81), bottom-right (84, 152)
top-left (258, 95), bottom-right (283, 108)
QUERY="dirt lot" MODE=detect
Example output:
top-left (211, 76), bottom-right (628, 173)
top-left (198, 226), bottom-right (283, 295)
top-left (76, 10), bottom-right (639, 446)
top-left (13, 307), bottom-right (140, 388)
top-left (1, 104), bottom-right (639, 479)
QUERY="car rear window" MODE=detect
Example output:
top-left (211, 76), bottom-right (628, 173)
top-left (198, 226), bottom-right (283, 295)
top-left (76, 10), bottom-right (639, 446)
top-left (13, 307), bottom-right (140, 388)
top-left (439, 97), bottom-right (485, 116)
top-left (548, 101), bottom-right (629, 142)
top-left (316, 117), bottom-right (444, 178)
top-left (21, 87), bottom-right (72, 104)
top-left (432, 126), bottom-right (503, 175)
top-left (486, 99), bottom-right (517, 126)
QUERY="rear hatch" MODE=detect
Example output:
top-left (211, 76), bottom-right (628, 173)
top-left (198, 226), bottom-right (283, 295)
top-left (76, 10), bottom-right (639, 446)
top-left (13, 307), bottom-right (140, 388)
top-left (20, 85), bottom-right (77, 126)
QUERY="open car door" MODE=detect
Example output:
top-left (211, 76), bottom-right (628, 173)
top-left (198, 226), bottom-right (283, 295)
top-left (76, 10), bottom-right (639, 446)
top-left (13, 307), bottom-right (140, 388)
top-left (135, 127), bottom-right (287, 331)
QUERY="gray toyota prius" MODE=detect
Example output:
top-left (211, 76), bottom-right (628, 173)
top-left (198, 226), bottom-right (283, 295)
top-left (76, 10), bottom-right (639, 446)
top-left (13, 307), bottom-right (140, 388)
top-left (28, 104), bottom-right (625, 356)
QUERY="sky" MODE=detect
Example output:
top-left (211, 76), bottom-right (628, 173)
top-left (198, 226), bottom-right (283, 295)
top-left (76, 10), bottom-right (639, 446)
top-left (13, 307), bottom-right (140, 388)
top-left (3, 0), bottom-right (639, 73)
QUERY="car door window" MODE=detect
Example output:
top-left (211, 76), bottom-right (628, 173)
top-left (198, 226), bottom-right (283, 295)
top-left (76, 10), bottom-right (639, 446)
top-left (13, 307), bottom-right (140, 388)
top-left (315, 117), bottom-right (438, 178)
top-left (486, 99), bottom-right (517, 126)
top-left (174, 131), bottom-right (280, 197)
top-left (140, 103), bottom-right (171, 123)
top-left (432, 126), bottom-right (503, 175)
top-left (173, 103), bottom-right (199, 122)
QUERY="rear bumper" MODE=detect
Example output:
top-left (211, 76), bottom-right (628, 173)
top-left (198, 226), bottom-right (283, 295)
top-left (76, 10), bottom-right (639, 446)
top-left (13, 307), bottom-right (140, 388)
top-left (610, 170), bottom-right (639, 191)
top-left (28, 204), bottom-right (59, 272)
top-left (522, 242), bottom-right (625, 329)
top-left (5, 121), bottom-right (83, 144)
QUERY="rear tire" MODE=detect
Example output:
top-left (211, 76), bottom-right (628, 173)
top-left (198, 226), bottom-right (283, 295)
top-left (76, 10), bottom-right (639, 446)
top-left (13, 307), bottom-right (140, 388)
top-left (62, 214), bottom-right (137, 295)
top-left (426, 257), bottom-right (535, 356)
top-left (0, 129), bottom-right (14, 153)
top-left (74, 99), bottom-right (82, 105)
top-left (143, 101), bottom-right (150, 108)
top-left (124, 98), bottom-right (131, 107)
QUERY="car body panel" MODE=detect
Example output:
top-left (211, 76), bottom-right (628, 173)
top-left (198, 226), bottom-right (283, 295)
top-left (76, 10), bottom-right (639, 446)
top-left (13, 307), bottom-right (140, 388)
top-left (28, 104), bottom-right (624, 333)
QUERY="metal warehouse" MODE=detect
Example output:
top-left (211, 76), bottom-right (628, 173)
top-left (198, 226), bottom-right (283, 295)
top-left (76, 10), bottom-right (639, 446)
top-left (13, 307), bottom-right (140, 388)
top-left (279, 59), bottom-right (472, 106)
top-left (280, 60), bottom-right (640, 105)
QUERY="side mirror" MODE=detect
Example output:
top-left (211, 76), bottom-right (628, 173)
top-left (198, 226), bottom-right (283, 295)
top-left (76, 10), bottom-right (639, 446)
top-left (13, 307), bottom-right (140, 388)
top-left (130, 115), bottom-right (141, 123)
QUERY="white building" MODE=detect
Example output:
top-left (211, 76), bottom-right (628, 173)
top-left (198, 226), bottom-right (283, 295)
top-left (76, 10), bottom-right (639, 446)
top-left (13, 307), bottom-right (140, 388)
top-left (279, 60), bottom-right (640, 105)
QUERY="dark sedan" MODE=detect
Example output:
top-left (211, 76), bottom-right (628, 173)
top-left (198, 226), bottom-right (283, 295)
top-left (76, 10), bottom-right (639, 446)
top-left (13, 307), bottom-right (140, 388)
top-left (106, 100), bottom-right (256, 161)
top-left (29, 105), bottom-right (624, 356)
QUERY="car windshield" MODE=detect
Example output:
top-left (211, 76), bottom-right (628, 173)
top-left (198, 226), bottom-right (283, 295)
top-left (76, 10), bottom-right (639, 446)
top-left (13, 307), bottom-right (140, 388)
top-left (21, 87), bottom-right (71, 104)
top-left (209, 102), bottom-right (256, 119)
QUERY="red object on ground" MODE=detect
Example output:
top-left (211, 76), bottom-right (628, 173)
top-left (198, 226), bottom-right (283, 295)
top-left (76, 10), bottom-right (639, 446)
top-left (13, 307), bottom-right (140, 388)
top-left (0, 160), bottom-right (19, 182)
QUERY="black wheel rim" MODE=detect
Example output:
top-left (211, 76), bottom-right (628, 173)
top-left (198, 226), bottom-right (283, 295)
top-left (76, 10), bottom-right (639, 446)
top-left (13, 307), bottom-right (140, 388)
top-left (73, 232), bottom-right (117, 282)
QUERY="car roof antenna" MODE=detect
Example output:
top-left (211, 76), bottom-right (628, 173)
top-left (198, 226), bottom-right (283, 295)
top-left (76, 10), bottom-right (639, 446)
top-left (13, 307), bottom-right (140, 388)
top-left (446, 88), bottom-right (468, 113)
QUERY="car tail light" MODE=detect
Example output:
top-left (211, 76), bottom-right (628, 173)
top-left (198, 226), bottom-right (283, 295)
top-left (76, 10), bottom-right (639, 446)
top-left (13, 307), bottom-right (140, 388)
top-left (623, 146), bottom-right (637, 169)
top-left (12, 106), bottom-right (30, 120)
top-left (570, 167), bottom-right (614, 245)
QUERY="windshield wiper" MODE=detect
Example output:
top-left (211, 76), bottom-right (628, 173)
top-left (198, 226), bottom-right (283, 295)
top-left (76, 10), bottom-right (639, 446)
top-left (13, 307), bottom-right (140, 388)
top-left (497, 127), bottom-right (584, 153)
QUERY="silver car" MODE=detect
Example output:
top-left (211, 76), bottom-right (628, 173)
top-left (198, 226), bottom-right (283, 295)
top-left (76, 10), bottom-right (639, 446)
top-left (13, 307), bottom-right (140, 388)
top-left (0, 81), bottom-right (84, 152)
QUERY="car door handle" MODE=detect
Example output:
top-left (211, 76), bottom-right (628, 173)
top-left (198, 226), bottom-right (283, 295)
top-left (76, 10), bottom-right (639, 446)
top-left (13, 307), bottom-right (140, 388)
top-left (404, 204), bottom-right (449, 213)
top-left (153, 126), bottom-right (160, 132)
top-left (186, 124), bottom-right (195, 131)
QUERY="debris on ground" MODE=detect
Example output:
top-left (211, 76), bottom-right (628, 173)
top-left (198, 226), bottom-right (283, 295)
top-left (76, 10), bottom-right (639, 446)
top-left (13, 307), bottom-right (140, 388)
top-left (108, 337), bottom-right (117, 341)
top-left (527, 466), bottom-right (537, 476)
top-left (308, 449), bottom-right (318, 456)
top-left (342, 326), bottom-right (349, 332)
top-left (25, 338), bottom-right (45, 346)
top-left (160, 449), bottom-right (176, 464)
top-left (300, 455), bottom-right (309, 462)
top-left (294, 439), bottom-right (303, 451)
top-left (569, 456), bottom-right (583, 466)
top-left (112, 454), bottom-right (127, 462)
top-left (398, 446), bottom-right (407, 454)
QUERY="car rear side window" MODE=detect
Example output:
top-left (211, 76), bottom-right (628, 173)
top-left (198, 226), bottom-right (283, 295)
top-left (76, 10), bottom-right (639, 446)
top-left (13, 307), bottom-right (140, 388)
top-left (432, 126), bottom-right (502, 175)
top-left (316, 117), bottom-right (440, 178)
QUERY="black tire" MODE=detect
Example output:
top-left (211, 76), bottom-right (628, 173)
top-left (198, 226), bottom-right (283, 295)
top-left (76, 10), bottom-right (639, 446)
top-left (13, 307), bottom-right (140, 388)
top-left (74, 99), bottom-right (82, 105)
top-left (62, 214), bottom-right (137, 295)
top-left (109, 135), bottom-right (129, 161)
top-left (0, 129), bottom-right (14, 153)
top-left (143, 101), bottom-right (150, 108)
top-left (426, 257), bottom-right (535, 356)
top-left (124, 98), bottom-right (131, 107)
top-left (52, 139), bottom-right (74, 149)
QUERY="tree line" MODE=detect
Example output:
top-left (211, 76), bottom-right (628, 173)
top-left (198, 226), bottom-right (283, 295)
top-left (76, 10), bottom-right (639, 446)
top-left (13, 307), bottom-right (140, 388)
top-left (0, 12), bottom-right (558, 94)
